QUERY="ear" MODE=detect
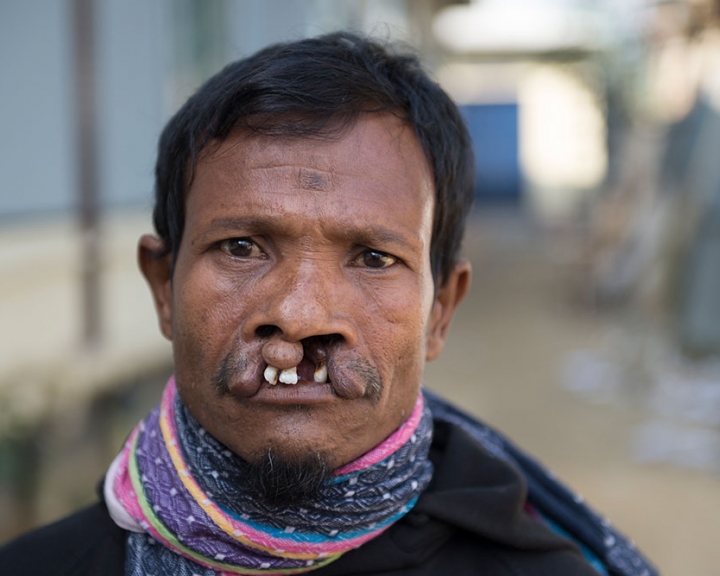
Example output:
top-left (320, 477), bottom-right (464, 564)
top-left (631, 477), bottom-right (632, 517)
top-left (426, 259), bottom-right (471, 361)
top-left (138, 234), bottom-right (174, 341)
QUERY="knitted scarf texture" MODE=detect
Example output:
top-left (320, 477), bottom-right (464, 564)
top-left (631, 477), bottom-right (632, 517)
top-left (105, 377), bottom-right (434, 576)
top-left (105, 378), bottom-right (657, 576)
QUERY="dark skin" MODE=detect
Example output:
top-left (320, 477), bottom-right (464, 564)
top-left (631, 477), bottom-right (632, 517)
top-left (139, 114), bottom-right (470, 470)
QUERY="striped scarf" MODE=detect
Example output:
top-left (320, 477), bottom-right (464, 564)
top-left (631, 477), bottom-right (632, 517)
top-left (105, 377), bottom-right (433, 576)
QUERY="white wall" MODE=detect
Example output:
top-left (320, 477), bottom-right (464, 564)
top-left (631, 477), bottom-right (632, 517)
top-left (0, 0), bottom-right (171, 217)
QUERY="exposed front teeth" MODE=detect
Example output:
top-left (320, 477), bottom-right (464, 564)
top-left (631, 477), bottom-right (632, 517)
top-left (313, 363), bottom-right (328, 383)
top-left (265, 363), bottom-right (326, 385)
top-left (264, 365), bottom-right (279, 385)
top-left (278, 367), bottom-right (298, 385)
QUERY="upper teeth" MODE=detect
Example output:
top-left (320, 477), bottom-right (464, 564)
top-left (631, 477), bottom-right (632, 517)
top-left (313, 363), bottom-right (328, 384)
top-left (263, 363), bottom-right (329, 385)
top-left (263, 365), bottom-right (278, 385)
top-left (278, 366), bottom-right (298, 385)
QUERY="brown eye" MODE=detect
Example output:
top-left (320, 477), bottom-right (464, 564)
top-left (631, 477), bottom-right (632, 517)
top-left (355, 249), bottom-right (396, 269)
top-left (219, 238), bottom-right (262, 258)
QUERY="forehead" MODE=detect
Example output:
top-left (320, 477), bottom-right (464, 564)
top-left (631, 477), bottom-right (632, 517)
top-left (185, 114), bottom-right (434, 239)
top-left (197, 114), bottom-right (430, 183)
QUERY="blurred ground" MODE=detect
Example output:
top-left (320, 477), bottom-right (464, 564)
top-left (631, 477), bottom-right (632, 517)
top-left (1, 207), bottom-right (718, 575)
top-left (426, 209), bottom-right (720, 576)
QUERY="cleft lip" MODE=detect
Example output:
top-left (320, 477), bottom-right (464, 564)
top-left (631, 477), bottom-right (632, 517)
top-left (248, 355), bottom-right (370, 404)
top-left (267, 356), bottom-right (327, 385)
top-left (223, 355), bottom-right (266, 398)
top-left (302, 340), bottom-right (328, 371)
top-left (258, 348), bottom-right (330, 386)
top-left (247, 336), bottom-right (372, 401)
top-left (324, 358), bottom-right (365, 399)
top-left (300, 339), bottom-right (332, 384)
top-left (299, 338), bottom-right (371, 399)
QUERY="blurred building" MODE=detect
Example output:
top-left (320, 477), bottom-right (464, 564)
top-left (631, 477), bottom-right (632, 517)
top-left (2, 2), bottom-right (719, 572)
top-left (434, 0), bottom-right (617, 214)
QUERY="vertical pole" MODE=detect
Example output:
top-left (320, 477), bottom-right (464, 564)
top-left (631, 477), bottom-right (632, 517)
top-left (73, 0), bottom-right (102, 349)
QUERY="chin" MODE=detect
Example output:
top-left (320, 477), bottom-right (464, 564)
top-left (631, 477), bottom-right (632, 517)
top-left (231, 422), bottom-right (366, 472)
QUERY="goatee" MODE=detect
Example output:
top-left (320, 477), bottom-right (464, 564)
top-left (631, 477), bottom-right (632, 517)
top-left (241, 449), bottom-right (332, 508)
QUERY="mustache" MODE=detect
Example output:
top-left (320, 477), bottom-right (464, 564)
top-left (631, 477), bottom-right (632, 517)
top-left (213, 352), bottom-right (248, 396)
top-left (343, 357), bottom-right (382, 402)
top-left (213, 348), bottom-right (383, 402)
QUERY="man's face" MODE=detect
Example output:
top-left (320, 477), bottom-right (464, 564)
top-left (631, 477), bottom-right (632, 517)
top-left (141, 113), bottom-right (468, 469)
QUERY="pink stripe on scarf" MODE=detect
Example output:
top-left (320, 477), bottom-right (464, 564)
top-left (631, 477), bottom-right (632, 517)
top-left (334, 393), bottom-right (425, 475)
top-left (112, 428), bottom-right (168, 544)
top-left (112, 426), bottom-right (225, 571)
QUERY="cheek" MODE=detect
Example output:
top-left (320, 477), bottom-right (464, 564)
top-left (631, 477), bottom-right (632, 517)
top-left (172, 263), bottom-right (250, 369)
top-left (362, 271), bottom-right (434, 335)
top-left (359, 279), bottom-right (431, 378)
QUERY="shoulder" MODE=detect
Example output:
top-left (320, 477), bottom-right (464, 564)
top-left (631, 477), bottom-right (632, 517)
top-left (407, 418), bottom-right (601, 575)
top-left (410, 526), bottom-right (601, 576)
top-left (0, 501), bottom-right (126, 576)
top-left (317, 513), bottom-right (600, 576)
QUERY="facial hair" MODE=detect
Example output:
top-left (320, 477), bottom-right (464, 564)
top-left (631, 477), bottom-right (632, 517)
top-left (213, 350), bottom-right (249, 396)
top-left (212, 341), bottom-right (383, 507)
top-left (213, 346), bottom-right (383, 402)
top-left (240, 448), bottom-right (331, 508)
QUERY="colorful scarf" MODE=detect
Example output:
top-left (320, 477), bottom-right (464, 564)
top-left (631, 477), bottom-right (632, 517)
top-left (105, 377), bottom-right (433, 576)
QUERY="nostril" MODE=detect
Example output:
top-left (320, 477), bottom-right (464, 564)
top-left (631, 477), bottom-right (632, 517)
top-left (315, 333), bottom-right (344, 347)
top-left (301, 334), bottom-right (344, 357)
top-left (256, 325), bottom-right (278, 339)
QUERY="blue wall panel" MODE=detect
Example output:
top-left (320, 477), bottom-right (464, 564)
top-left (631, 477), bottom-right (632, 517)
top-left (461, 104), bottom-right (521, 203)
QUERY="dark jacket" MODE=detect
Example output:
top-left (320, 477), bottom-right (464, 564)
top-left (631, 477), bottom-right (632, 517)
top-left (0, 420), bottom-right (598, 576)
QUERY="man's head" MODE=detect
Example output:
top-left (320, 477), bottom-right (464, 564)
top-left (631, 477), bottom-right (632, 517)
top-left (151, 32), bottom-right (474, 287)
top-left (139, 33), bottom-right (473, 487)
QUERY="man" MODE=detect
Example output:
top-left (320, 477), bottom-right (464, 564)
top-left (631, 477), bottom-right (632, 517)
top-left (0, 33), bottom-right (655, 575)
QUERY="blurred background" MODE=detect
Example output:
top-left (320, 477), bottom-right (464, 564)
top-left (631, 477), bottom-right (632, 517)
top-left (1, 0), bottom-right (719, 573)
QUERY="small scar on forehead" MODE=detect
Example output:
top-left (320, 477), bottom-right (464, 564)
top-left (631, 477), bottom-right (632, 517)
top-left (297, 168), bottom-right (331, 191)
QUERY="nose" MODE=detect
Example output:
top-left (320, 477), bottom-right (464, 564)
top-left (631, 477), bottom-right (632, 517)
top-left (244, 258), bottom-right (358, 347)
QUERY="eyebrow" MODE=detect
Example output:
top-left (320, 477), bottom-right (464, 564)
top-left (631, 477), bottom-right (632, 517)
top-left (201, 217), bottom-right (417, 252)
top-left (205, 217), bottom-right (275, 234)
top-left (334, 226), bottom-right (416, 253)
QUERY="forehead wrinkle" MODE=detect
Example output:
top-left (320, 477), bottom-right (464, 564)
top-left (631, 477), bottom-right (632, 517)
top-left (235, 163), bottom-right (334, 193)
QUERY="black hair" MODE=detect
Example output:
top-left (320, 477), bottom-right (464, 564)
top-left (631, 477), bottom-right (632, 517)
top-left (153, 32), bottom-right (474, 285)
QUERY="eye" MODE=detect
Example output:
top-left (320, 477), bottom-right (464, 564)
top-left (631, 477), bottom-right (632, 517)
top-left (353, 249), bottom-right (397, 269)
top-left (218, 238), bottom-right (263, 258)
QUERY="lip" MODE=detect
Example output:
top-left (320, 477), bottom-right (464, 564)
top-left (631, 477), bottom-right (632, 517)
top-left (248, 379), bottom-right (337, 405)
top-left (223, 349), bottom-right (370, 402)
